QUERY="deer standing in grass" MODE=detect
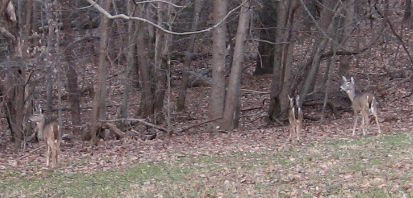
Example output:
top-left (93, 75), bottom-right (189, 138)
top-left (29, 109), bottom-right (61, 168)
top-left (288, 95), bottom-right (303, 142)
top-left (340, 76), bottom-right (382, 136)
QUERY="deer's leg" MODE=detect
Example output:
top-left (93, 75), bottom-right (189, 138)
top-left (365, 113), bottom-right (370, 130)
top-left (55, 140), bottom-right (59, 164)
top-left (370, 106), bottom-right (382, 135)
top-left (46, 144), bottom-right (50, 167)
top-left (352, 114), bottom-right (358, 136)
top-left (361, 112), bottom-right (366, 136)
top-left (51, 143), bottom-right (57, 168)
top-left (361, 110), bottom-right (370, 136)
top-left (374, 115), bottom-right (381, 134)
top-left (296, 126), bottom-right (299, 142)
top-left (296, 122), bottom-right (300, 142)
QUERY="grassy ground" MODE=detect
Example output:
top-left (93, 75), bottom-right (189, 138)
top-left (1, 133), bottom-right (412, 197)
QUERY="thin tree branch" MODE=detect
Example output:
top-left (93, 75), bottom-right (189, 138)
top-left (250, 38), bottom-right (289, 45)
top-left (0, 27), bottom-right (16, 41)
top-left (84, 0), bottom-right (247, 36)
top-left (132, 0), bottom-right (185, 8)
top-left (298, 0), bottom-right (345, 50)
top-left (178, 117), bottom-right (221, 133)
top-left (18, 145), bottom-right (46, 160)
top-left (384, 17), bottom-right (413, 69)
top-left (101, 118), bottom-right (169, 133)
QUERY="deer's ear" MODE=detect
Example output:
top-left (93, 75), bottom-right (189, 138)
top-left (342, 76), bottom-right (347, 81)
top-left (351, 77), bottom-right (355, 84)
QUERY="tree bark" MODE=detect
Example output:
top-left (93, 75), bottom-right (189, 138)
top-left (0, 0), bottom-right (23, 148)
top-left (137, 6), bottom-right (154, 117)
top-left (153, 1), bottom-right (171, 121)
top-left (62, 0), bottom-right (81, 128)
top-left (222, 0), bottom-right (251, 130)
top-left (25, 0), bottom-right (32, 36)
top-left (90, 0), bottom-right (111, 145)
top-left (177, 0), bottom-right (204, 111)
top-left (338, 0), bottom-right (355, 77)
top-left (298, 0), bottom-right (338, 107)
top-left (268, 0), bottom-right (299, 120)
top-left (404, 0), bottom-right (412, 21)
top-left (209, 0), bottom-right (228, 129)
top-left (302, 0), bottom-right (320, 30)
top-left (1, 58), bottom-right (25, 148)
top-left (254, 0), bottom-right (277, 75)
top-left (119, 1), bottom-right (137, 129)
top-left (44, 0), bottom-right (57, 113)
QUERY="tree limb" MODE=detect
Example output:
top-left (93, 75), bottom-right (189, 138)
top-left (178, 117), bottom-right (221, 133)
top-left (101, 118), bottom-right (169, 133)
top-left (0, 27), bottom-right (16, 41)
top-left (132, 0), bottom-right (185, 8)
top-left (84, 0), bottom-right (247, 36)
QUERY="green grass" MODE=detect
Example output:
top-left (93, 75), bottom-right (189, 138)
top-left (1, 133), bottom-right (412, 197)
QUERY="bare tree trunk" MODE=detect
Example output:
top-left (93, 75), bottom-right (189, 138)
top-left (137, 7), bottom-right (154, 117)
top-left (177, 0), bottom-right (204, 111)
top-left (404, 0), bottom-right (412, 21)
top-left (45, 0), bottom-right (57, 114)
top-left (268, 0), bottom-right (287, 120)
top-left (298, 0), bottom-right (338, 107)
top-left (119, 1), bottom-right (137, 129)
top-left (0, 0), bottom-right (18, 48)
top-left (321, 41), bottom-right (335, 122)
top-left (254, 0), bottom-right (277, 75)
top-left (0, 0), bottom-right (24, 148)
top-left (209, 0), bottom-right (228, 129)
top-left (222, 0), bottom-right (251, 130)
top-left (90, 0), bottom-right (111, 145)
top-left (338, 0), bottom-right (355, 77)
top-left (153, 1), bottom-right (171, 121)
top-left (303, 0), bottom-right (320, 30)
top-left (62, 0), bottom-right (81, 128)
top-left (268, 0), bottom-right (299, 120)
top-left (4, 66), bottom-right (25, 148)
top-left (1, 58), bottom-right (26, 148)
top-left (25, 0), bottom-right (32, 36)
top-left (278, 1), bottom-right (299, 120)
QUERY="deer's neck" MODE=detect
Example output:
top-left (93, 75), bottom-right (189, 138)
top-left (346, 89), bottom-right (356, 102)
top-left (36, 118), bottom-right (46, 135)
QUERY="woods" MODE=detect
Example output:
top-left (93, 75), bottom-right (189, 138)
top-left (0, 0), bottom-right (413, 196)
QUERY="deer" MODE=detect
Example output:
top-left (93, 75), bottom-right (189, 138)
top-left (29, 108), bottom-right (61, 168)
top-left (340, 76), bottom-right (382, 136)
top-left (288, 95), bottom-right (303, 143)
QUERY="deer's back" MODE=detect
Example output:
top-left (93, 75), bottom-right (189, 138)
top-left (353, 91), bottom-right (375, 111)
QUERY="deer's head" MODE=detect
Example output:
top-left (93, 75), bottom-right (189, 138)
top-left (340, 76), bottom-right (355, 95)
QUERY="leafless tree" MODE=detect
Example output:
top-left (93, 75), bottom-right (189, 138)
top-left (208, 0), bottom-right (228, 130)
top-left (222, 0), bottom-right (251, 130)
top-left (90, 0), bottom-right (111, 145)
top-left (177, 0), bottom-right (204, 111)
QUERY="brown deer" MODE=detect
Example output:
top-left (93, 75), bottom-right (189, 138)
top-left (340, 76), bottom-right (382, 136)
top-left (288, 95), bottom-right (303, 142)
top-left (29, 109), bottom-right (61, 168)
